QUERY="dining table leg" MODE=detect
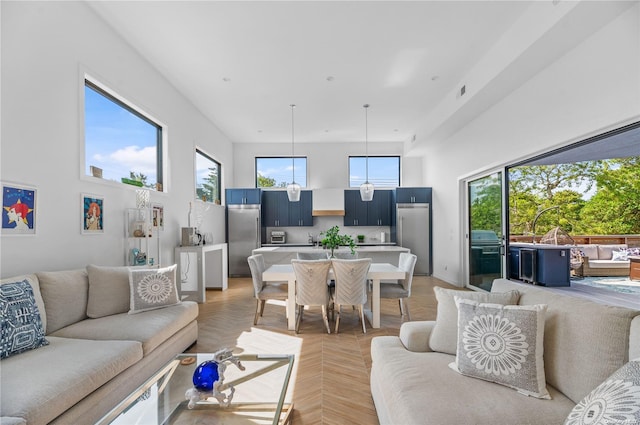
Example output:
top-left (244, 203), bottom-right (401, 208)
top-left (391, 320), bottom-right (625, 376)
top-left (287, 277), bottom-right (296, 331)
top-left (363, 278), bottom-right (381, 328)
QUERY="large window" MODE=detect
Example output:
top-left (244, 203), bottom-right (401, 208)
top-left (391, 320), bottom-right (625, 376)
top-left (349, 156), bottom-right (400, 187)
top-left (84, 79), bottom-right (164, 191)
top-left (255, 157), bottom-right (307, 188)
top-left (196, 149), bottom-right (221, 203)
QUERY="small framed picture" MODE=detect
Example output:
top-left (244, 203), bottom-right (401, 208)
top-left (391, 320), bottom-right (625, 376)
top-left (2, 182), bottom-right (37, 236)
top-left (82, 193), bottom-right (104, 234)
top-left (152, 203), bottom-right (164, 231)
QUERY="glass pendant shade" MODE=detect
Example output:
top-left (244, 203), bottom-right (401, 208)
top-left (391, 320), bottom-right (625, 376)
top-left (287, 104), bottom-right (300, 202)
top-left (287, 182), bottom-right (301, 202)
top-left (360, 182), bottom-right (374, 201)
top-left (360, 104), bottom-right (374, 201)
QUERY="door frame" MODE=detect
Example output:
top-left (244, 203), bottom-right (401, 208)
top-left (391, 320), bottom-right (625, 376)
top-left (459, 167), bottom-right (508, 290)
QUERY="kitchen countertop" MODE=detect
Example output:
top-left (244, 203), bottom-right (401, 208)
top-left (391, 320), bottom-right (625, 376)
top-left (254, 245), bottom-right (408, 253)
top-left (261, 243), bottom-right (397, 247)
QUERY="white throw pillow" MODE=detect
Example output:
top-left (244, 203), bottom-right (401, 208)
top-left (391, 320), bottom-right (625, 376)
top-left (128, 264), bottom-right (180, 314)
top-left (430, 286), bottom-right (520, 355)
top-left (564, 360), bottom-right (640, 425)
top-left (450, 297), bottom-right (550, 399)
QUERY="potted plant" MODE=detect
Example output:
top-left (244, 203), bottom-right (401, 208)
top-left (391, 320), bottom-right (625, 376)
top-left (320, 225), bottom-right (356, 258)
top-left (357, 234), bottom-right (365, 243)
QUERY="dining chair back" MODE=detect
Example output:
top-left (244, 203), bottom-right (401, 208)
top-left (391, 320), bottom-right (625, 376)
top-left (332, 251), bottom-right (359, 259)
top-left (380, 252), bottom-right (417, 321)
top-left (291, 259), bottom-right (332, 334)
top-left (331, 258), bottom-right (371, 333)
top-left (247, 254), bottom-right (288, 325)
top-left (297, 251), bottom-right (329, 260)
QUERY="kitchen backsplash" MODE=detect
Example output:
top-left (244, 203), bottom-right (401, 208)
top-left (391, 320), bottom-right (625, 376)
top-left (265, 216), bottom-right (391, 245)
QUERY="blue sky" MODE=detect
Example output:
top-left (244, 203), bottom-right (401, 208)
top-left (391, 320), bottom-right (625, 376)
top-left (85, 85), bottom-right (158, 185)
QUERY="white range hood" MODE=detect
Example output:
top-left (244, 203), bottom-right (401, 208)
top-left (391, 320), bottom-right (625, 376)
top-left (312, 188), bottom-right (345, 216)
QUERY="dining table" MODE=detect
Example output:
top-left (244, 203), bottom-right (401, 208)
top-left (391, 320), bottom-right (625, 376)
top-left (262, 262), bottom-right (406, 331)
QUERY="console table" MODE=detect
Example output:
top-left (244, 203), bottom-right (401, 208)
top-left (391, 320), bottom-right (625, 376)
top-left (175, 243), bottom-right (228, 303)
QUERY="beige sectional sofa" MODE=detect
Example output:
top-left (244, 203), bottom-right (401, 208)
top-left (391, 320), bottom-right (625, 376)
top-left (370, 278), bottom-right (640, 425)
top-left (1, 265), bottom-right (198, 425)
top-left (576, 243), bottom-right (633, 277)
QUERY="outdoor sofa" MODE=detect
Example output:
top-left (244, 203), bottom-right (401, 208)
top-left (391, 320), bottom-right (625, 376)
top-left (370, 278), bottom-right (640, 424)
top-left (576, 243), bottom-right (636, 277)
top-left (1, 264), bottom-right (198, 425)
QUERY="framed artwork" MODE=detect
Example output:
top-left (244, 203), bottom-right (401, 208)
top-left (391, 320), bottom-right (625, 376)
top-left (152, 203), bottom-right (164, 231)
top-left (2, 182), bottom-right (37, 236)
top-left (82, 193), bottom-right (104, 234)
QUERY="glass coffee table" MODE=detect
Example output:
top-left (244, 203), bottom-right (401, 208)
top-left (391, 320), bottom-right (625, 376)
top-left (97, 353), bottom-right (294, 425)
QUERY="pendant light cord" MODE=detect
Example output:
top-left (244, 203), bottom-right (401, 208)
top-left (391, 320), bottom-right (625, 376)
top-left (290, 104), bottom-right (296, 183)
top-left (364, 104), bottom-right (369, 183)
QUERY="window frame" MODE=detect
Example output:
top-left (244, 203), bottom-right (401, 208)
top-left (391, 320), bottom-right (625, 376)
top-left (195, 148), bottom-right (222, 203)
top-left (348, 155), bottom-right (401, 188)
top-left (83, 76), bottom-right (165, 192)
top-left (255, 156), bottom-right (308, 189)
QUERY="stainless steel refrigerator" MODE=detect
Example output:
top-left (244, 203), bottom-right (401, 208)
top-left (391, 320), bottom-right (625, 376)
top-left (227, 204), bottom-right (261, 277)
top-left (396, 203), bottom-right (431, 275)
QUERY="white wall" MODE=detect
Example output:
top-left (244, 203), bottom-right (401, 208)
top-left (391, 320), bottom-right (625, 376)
top-left (424, 4), bottom-right (640, 286)
top-left (232, 141), bottom-right (420, 189)
top-left (0, 1), bottom-right (233, 277)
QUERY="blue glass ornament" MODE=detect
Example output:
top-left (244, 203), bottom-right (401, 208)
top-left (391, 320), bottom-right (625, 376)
top-left (192, 360), bottom-right (220, 391)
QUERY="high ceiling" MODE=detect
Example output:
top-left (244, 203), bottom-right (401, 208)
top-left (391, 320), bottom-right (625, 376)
top-left (87, 1), bottom-right (533, 145)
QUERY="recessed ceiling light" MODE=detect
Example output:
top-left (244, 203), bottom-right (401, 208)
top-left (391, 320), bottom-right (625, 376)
top-left (257, 130), bottom-right (263, 133)
top-left (326, 76), bottom-right (335, 82)
top-left (222, 77), bottom-right (231, 82)
top-left (394, 129), bottom-right (399, 132)
top-left (431, 76), bottom-right (439, 81)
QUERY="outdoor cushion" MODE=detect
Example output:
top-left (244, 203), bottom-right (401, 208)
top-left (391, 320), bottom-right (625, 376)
top-left (597, 244), bottom-right (628, 260)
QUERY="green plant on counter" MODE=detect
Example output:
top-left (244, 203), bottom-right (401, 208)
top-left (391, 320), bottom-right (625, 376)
top-left (357, 234), bottom-right (365, 242)
top-left (320, 225), bottom-right (356, 257)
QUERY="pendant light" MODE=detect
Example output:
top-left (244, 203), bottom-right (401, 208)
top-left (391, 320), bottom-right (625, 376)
top-left (360, 104), bottom-right (374, 201)
top-left (286, 104), bottom-right (301, 202)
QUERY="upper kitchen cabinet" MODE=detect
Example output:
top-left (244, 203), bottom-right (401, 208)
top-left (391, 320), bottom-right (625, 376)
top-left (288, 190), bottom-right (313, 226)
top-left (262, 190), bottom-right (312, 227)
top-left (226, 188), bottom-right (262, 205)
top-left (395, 187), bottom-right (432, 204)
top-left (344, 189), bottom-right (392, 226)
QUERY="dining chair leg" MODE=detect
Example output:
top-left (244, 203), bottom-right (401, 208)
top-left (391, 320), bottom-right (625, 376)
top-left (334, 304), bottom-right (341, 334)
top-left (322, 305), bottom-right (331, 334)
top-left (398, 299), bottom-right (404, 317)
top-left (260, 300), bottom-right (266, 317)
top-left (295, 305), bottom-right (303, 334)
top-left (254, 299), bottom-right (261, 325)
top-left (359, 305), bottom-right (366, 333)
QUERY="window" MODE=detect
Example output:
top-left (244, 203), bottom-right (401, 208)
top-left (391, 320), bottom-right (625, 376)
top-left (255, 157), bottom-right (307, 188)
top-left (84, 79), bottom-right (164, 191)
top-left (349, 156), bottom-right (400, 187)
top-left (196, 149), bottom-right (221, 203)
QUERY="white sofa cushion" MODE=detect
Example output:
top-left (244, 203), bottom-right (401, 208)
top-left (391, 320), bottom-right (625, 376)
top-left (86, 265), bottom-right (131, 318)
top-left (36, 269), bottom-right (88, 334)
top-left (430, 286), bottom-right (520, 355)
top-left (0, 336), bottom-right (142, 425)
top-left (451, 298), bottom-right (550, 399)
top-left (371, 335), bottom-right (575, 425)
top-left (564, 359), bottom-right (640, 425)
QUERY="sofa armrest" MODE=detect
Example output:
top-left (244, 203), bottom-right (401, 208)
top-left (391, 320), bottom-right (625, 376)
top-left (399, 321), bottom-right (435, 352)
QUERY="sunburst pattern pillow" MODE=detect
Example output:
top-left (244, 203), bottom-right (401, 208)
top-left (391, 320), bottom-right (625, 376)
top-left (128, 264), bottom-right (180, 314)
top-left (564, 360), bottom-right (640, 425)
top-left (449, 297), bottom-right (550, 399)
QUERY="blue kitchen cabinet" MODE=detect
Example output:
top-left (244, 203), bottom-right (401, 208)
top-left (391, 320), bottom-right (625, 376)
top-left (226, 188), bottom-right (261, 205)
top-left (395, 187), bottom-right (432, 204)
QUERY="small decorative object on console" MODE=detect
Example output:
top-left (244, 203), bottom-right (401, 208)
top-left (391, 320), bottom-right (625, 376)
top-left (185, 348), bottom-right (245, 409)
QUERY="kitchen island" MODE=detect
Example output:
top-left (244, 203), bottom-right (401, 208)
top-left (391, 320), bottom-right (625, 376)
top-left (252, 245), bottom-right (410, 268)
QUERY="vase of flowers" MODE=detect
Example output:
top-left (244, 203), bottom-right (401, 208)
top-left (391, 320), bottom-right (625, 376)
top-left (320, 226), bottom-right (356, 258)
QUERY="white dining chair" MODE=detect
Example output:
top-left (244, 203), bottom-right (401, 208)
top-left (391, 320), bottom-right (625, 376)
top-left (291, 259), bottom-right (332, 334)
top-left (297, 251), bottom-right (330, 260)
top-left (379, 253), bottom-right (417, 321)
top-left (247, 254), bottom-right (288, 325)
top-left (331, 258), bottom-right (371, 333)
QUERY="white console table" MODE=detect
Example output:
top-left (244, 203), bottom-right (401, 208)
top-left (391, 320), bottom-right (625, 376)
top-left (175, 243), bottom-right (228, 303)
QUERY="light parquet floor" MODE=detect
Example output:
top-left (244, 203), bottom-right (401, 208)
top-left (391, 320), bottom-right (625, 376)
top-left (186, 275), bottom-right (460, 425)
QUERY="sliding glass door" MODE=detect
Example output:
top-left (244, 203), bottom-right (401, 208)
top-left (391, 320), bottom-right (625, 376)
top-left (467, 172), bottom-right (504, 291)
